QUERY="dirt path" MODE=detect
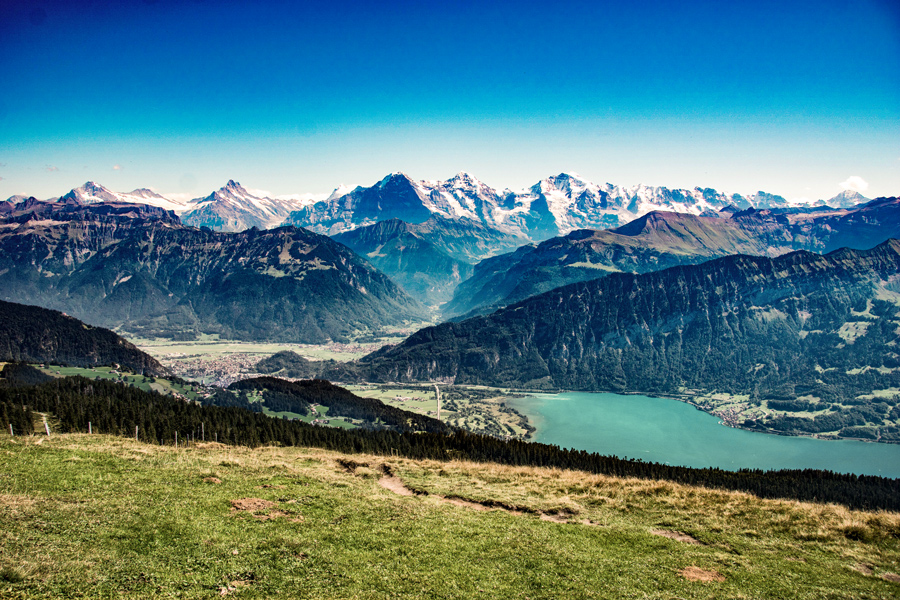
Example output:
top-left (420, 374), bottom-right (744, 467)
top-left (369, 462), bottom-right (590, 524)
top-left (377, 476), bottom-right (416, 497)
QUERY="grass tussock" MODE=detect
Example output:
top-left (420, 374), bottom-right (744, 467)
top-left (0, 434), bottom-right (898, 599)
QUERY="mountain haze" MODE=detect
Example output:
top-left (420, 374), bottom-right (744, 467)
top-left (331, 215), bottom-right (527, 306)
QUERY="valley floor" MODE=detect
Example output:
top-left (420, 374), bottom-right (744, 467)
top-left (1, 435), bottom-right (899, 598)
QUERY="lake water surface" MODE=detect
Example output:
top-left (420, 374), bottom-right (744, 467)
top-left (508, 392), bottom-right (900, 478)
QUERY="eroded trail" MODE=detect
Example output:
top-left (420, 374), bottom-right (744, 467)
top-left (359, 460), bottom-right (593, 524)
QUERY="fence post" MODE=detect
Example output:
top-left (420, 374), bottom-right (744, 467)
top-left (44, 421), bottom-right (51, 436)
top-left (8, 424), bottom-right (12, 437)
top-left (202, 422), bottom-right (205, 441)
top-left (88, 421), bottom-right (92, 435)
top-left (135, 425), bottom-right (139, 441)
top-left (175, 431), bottom-right (178, 448)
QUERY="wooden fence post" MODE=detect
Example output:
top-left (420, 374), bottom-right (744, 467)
top-left (44, 421), bottom-right (50, 436)
top-left (135, 425), bottom-right (138, 441)
top-left (8, 424), bottom-right (12, 437)
top-left (88, 421), bottom-right (92, 435)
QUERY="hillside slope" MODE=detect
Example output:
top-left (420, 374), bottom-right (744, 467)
top-left (349, 240), bottom-right (900, 439)
top-left (0, 300), bottom-right (166, 375)
top-left (0, 199), bottom-right (425, 342)
top-left (1, 436), bottom-right (898, 598)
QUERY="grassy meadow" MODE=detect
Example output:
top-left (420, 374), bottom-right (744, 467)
top-left (1, 434), bottom-right (899, 599)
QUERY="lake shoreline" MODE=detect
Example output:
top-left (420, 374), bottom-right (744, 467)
top-left (502, 390), bottom-right (900, 477)
top-left (497, 386), bottom-right (899, 446)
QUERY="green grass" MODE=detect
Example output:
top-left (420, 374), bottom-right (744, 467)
top-left (35, 365), bottom-right (202, 400)
top-left (260, 405), bottom-right (358, 430)
top-left (1, 435), bottom-right (898, 598)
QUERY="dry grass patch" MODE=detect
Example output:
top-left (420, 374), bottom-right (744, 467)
top-left (679, 566), bottom-right (725, 582)
top-left (652, 529), bottom-right (703, 545)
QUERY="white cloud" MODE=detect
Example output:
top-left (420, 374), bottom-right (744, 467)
top-left (45, 165), bottom-right (58, 172)
top-left (246, 187), bottom-right (273, 198)
top-left (839, 176), bottom-right (869, 192)
top-left (113, 164), bottom-right (122, 171)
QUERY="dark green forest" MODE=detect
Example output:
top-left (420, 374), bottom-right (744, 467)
top-left (0, 299), bottom-right (167, 376)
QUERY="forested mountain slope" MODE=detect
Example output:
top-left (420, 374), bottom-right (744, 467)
top-left (445, 198), bottom-right (900, 318)
top-left (343, 240), bottom-right (900, 439)
top-left (0, 300), bottom-right (166, 375)
top-left (0, 199), bottom-right (424, 342)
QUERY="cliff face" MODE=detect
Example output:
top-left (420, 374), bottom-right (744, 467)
top-left (0, 200), bottom-right (425, 343)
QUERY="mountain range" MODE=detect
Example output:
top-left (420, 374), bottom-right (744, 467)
top-left (329, 239), bottom-right (900, 439)
top-left (8, 174), bottom-right (870, 238)
top-left (0, 199), bottom-right (424, 343)
top-left (444, 198), bottom-right (900, 317)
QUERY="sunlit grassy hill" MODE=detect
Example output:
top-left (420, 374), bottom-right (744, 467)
top-left (1, 434), bottom-right (899, 599)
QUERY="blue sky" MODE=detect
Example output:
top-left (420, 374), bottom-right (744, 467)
top-left (1, 0), bottom-right (898, 202)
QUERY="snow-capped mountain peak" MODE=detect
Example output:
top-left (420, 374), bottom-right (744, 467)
top-left (326, 184), bottom-right (354, 202)
top-left (62, 181), bottom-right (120, 204)
top-left (127, 188), bottom-right (169, 200)
top-left (825, 190), bottom-right (870, 208)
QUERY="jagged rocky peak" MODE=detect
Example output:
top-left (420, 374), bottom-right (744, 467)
top-left (445, 171), bottom-right (486, 189)
top-left (378, 172), bottom-right (417, 189)
top-left (213, 179), bottom-right (253, 198)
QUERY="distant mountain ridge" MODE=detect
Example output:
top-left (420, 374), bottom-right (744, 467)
top-left (286, 172), bottom-right (873, 241)
top-left (331, 215), bottom-right (527, 307)
top-left (0, 199), bottom-right (424, 343)
top-left (8, 174), bottom-right (871, 237)
top-left (444, 197), bottom-right (900, 317)
top-left (180, 180), bottom-right (311, 232)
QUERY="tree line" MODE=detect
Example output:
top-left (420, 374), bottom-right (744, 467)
top-left (2, 367), bottom-right (899, 511)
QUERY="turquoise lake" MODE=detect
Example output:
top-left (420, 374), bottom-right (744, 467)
top-left (507, 392), bottom-right (900, 478)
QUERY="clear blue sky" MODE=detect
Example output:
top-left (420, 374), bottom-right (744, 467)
top-left (1, 0), bottom-right (898, 202)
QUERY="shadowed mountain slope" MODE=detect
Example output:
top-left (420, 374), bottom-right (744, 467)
top-left (0, 300), bottom-right (167, 375)
top-left (445, 198), bottom-right (900, 318)
top-left (0, 199), bottom-right (425, 343)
